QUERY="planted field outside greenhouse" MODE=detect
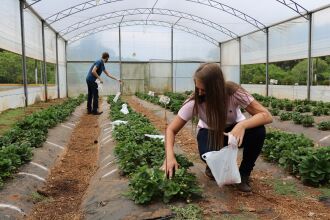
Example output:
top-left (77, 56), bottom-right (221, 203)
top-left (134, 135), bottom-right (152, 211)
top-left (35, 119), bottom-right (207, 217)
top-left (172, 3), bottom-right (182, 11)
top-left (0, 0), bottom-right (329, 219)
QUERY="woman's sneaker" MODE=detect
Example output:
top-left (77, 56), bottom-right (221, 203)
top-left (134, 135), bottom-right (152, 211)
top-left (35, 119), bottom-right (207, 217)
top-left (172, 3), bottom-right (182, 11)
top-left (237, 176), bottom-right (252, 192)
top-left (205, 166), bottom-right (215, 181)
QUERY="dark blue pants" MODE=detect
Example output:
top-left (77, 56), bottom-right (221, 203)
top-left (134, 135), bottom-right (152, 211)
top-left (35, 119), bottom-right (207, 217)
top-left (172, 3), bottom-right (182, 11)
top-left (197, 125), bottom-right (266, 177)
top-left (86, 80), bottom-right (99, 113)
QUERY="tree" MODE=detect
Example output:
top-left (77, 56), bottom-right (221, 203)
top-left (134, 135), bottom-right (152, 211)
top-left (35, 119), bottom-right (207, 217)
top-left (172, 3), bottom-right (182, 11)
top-left (241, 64), bottom-right (265, 84)
top-left (0, 50), bottom-right (22, 84)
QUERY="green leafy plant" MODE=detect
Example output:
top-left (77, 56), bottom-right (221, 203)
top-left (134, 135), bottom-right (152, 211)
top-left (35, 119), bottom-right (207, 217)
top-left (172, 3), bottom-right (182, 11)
top-left (279, 112), bottom-right (292, 121)
top-left (109, 96), bottom-right (202, 204)
top-left (292, 112), bottom-right (303, 124)
top-left (284, 101), bottom-right (294, 111)
top-left (298, 147), bottom-right (330, 186)
top-left (312, 106), bottom-right (323, 116)
top-left (301, 115), bottom-right (314, 127)
top-left (270, 108), bottom-right (280, 116)
top-left (317, 121), bottom-right (330, 131)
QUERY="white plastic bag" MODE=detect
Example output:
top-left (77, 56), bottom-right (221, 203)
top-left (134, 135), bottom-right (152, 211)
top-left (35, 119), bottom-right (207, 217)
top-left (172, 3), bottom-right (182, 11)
top-left (202, 135), bottom-right (241, 187)
top-left (113, 92), bottom-right (121, 103)
top-left (148, 91), bottom-right (155, 97)
top-left (158, 95), bottom-right (170, 105)
top-left (95, 79), bottom-right (103, 91)
top-left (144, 134), bottom-right (164, 142)
top-left (110, 120), bottom-right (128, 130)
top-left (120, 103), bottom-right (129, 115)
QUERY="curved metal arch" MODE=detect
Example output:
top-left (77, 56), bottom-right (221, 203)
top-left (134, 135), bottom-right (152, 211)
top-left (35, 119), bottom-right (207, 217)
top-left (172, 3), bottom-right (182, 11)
top-left (44, 0), bottom-right (266, 31)
top-left (275, 0), bottom-right (309, 19)
top-left (59, 8), bottom-right (238, 39)
top-left (68, 20), bottom-right (219, 46)
top-left (46, 0), bottom-right (121, 23)
top-left (185, 0), bottom-right (266, 31)
top-left (24, 0), bottom-right (42, 9)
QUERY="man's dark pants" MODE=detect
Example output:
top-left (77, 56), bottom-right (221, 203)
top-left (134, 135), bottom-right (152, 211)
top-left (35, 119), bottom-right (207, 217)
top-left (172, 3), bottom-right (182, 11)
top-left (86, 79), bottom-right (99, 113)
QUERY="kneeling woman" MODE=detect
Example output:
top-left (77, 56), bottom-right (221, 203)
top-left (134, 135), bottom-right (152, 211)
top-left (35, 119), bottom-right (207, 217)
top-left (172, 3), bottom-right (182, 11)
top-left (162, 63), bottom-right (272, 192)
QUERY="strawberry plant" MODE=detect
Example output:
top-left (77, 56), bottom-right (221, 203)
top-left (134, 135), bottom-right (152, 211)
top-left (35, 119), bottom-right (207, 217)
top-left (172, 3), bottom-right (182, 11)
top-left (312, 106), bottom-right (323, 116)
top-left (317, 121), bottom-right (330, 130)
top-left (322, 107), bottom-right (330, 115)
top-left (127, 166), bottom-right (202, 204)
top-left (270, 108), bottom-right (280, 116)
top-left (263, 131), bottom-right (313, 173)
top-left (295, 105), bottom-right (311, 113)
top-left (292, 112), bottom-right (303, 124)
top-left (264, 130), bottom-right (329, 185)
top-left (299, 147), bottom-right (330, 186)
top-left (109, 96), bottom-right (202, 204)
top-left (301, 115), bottom-right (314, 127)
top-left (284, 101), bottom-right (294, 111)
top-left (279, 112), bottom-right (292, 121)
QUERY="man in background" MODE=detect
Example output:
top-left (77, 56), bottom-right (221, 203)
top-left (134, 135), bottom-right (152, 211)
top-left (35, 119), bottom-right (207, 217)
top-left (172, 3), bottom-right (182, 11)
top-left (86, 52), bottom-right (121, 115)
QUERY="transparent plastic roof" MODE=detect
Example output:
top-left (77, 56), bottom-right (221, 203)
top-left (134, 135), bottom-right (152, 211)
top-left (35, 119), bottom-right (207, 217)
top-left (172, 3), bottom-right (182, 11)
top-left (25, 0), bottom-right (330, 44)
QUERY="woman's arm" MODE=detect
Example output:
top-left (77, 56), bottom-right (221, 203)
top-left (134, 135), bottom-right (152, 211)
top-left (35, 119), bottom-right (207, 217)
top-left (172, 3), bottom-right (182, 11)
top-left (230, 100), bottom-right (273, 146)
top-left (162, 116), bottom-right (187, 178)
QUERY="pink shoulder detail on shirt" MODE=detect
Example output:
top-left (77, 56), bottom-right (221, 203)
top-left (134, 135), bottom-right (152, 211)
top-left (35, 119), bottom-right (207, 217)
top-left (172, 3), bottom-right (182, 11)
top-left (232, 88), bottom-right (255, 108)
top-left (178, 99), bottom-right (195, 122)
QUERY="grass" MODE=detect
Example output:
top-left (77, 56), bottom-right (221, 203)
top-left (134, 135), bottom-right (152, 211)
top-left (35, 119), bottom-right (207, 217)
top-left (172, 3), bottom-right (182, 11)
top-left (0, 99), bottom-right (65, 135)
top-left (170, 204), bottom-right (203, 220)
top-left (0, 107), bottom-right (25, 135)
top-left (319, 187), bottom-right (330, 198)
top-left (272, 179), bottom-right (303, 197)
top-left (30, 192), bottom-right (52, 203)
top-left (221, 214), bottom-right (258, 220)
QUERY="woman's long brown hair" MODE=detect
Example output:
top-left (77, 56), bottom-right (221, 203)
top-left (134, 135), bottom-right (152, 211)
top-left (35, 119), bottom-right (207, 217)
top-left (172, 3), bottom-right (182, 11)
top-left (191, 63), bottom-right (241, 150)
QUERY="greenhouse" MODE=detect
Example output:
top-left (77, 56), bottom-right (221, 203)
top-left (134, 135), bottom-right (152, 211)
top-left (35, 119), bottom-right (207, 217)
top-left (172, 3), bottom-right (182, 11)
top-left (0, 0), bottom-right (329, 219)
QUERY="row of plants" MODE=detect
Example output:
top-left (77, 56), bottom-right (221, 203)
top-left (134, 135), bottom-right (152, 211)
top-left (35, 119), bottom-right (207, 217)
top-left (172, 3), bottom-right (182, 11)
top-left (263, 130), bottom-right (330, 186)
top-left (0, 95), bottom-right (85, 187)
top-left (108, 96), bottom-right (202, 204)
top-left (254, 93), bottom-right (330, 130)
top-left (253, 93), bottom-right (330, 116)
top-left (135, 92), bottom-right (189, 114)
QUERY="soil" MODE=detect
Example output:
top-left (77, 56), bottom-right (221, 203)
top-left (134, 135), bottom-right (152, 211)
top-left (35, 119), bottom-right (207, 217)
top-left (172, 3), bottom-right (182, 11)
top-left (0, 98), bottom-right (66, 135)
top-left (27, 103), bottom-right (101, 220)
top-left (125, 96), bottom-right (330, 220)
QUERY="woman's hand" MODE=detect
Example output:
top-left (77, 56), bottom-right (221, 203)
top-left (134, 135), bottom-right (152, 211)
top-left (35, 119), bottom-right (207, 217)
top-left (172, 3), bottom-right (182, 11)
top-left (228, 122), bottom-right (246, 147)
top-left (160, 156), bottom-right (179, 179)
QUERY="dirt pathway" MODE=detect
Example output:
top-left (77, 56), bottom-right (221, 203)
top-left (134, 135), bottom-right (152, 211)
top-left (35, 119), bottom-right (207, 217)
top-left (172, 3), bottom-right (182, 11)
top-left (125, 96), bottom-right (329, 220)
top-left (27, 106), bottom-right (101, 219)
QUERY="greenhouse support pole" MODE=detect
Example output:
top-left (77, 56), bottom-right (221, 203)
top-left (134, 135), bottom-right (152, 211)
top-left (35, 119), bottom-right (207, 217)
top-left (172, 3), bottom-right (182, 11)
top-left (65, 41), bottom-right (68, 97)
top-left (55, 33), bottom-right (60, 98)
top-left (219, 42), bottom-right (223, 69)
top-left (219, 42), bottom-right (221, 65)
top-left (307, 13), bottom-right (312, 101)
top-left (119, 25), bottom-right (122, 94)
top-left (20, 0), bottom-right (28, 107)
top-left (41, 20), bottom-right (48, 101)
top-left (238, 37), bottom-right (241, 85)
top-left (171, 26), bottom-right (174, 92)
top-left (266, 28), bottom-right (269, 97)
